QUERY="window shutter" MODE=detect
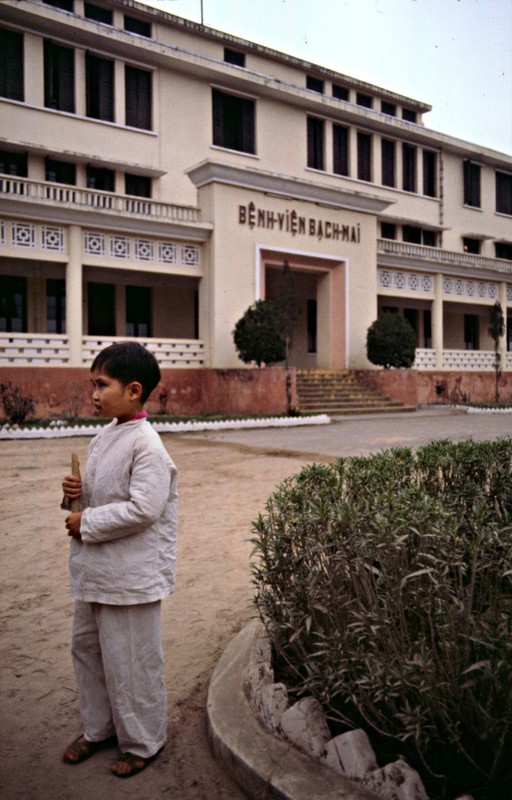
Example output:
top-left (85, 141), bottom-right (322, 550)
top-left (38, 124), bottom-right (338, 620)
top-left (1, 28), bottom-right (24, 101)
top-left (58, 45), bottom-right (74, 112)
top-left (241, 98), bottom-right (255, 154)
top-left (126, 66), bottom-right (151, 129)
top-left (212, 89), bottom-right (224, 146)
top-left (333, 125), bottom-right (348, 176)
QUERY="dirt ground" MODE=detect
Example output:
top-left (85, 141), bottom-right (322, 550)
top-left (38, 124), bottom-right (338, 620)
top-left (0, 432), bottom-right (316, 800)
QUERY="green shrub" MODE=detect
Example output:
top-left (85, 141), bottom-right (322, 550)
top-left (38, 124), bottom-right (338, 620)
top-left (0, 381), bottom-right (35, 424)
top-left (251, 439), bottom-right (512, 800)
top-left (233, 299), bottom-right (286, 367)
top-left (367, 312), bottom-right (417, 368)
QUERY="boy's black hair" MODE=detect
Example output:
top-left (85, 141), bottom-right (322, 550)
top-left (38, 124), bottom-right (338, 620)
top-left (91, 341), bottom-right (161, 403)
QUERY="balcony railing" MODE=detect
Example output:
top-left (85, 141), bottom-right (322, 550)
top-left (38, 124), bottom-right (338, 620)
top-left (414, 348), bottom-right (512, 371)
top-left (0, 176), bottom-right (199, 223)
top-left (0, 333), bottom-right (205, 367)
top-left (378, 239), bottom-right (512, 276)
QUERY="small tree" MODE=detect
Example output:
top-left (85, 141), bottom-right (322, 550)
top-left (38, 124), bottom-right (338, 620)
top-left (0, 382), bottom-right (35, 424)
top-left (367, 312), bottom-right (417, 368)
top-left (233, 299), bottom-right (286, 367)
top-left (488, 300), bottom-right (505, 403)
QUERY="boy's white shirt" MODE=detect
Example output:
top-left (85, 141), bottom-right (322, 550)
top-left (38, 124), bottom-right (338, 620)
top-left (69, 418), bottom-right (178, 605)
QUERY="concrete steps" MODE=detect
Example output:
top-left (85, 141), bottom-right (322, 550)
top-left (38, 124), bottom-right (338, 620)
top-left (296, 370), bottom-right (415, 415)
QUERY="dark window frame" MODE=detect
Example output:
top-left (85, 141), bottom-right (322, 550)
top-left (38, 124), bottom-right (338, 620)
top-left (381, 139), bottom-right (395, 187)
top-left (357, 132), bottom-right (371, 182)
top-left (125, 65), bottom-right (152, 130)
top-left (45, 157), bottom-right (76, 185)
top-left (464, 314), bottom-right (479, 350)
top-left (402, 108), bottom-right (417, 123)
top-left (224, 48), bottom-right (245, 67)
top-left (332, 124), bottom-right (348, 176)
top-left (86, 165), bottom-right (114, 191)
top-left (423, 150), bottom-right (437, 197)
top-left (124, 15), bottom-right (151, 37)
top-left (44, 39), bottom-right (74, 112)
top-left (462, 237), bottom-right (480, 254)
top-left (212, 88), bottom-right (256, 154)
top-left (47, 278), bottom-right (66, 334)
top-left (381, 222), bottom-right (396, 240)
top-left (84, 3), bottom-right (113, 24)
top-left (86, 52), bottom-right (114, 121)
top-left (463, 160), bottom-right (481, 208)
top-left (0, 149), bottom-right (27, 176)
top-left (332, 84), bottom-right (349, 101)
top-left (0, 276), bottom-right (27, 333)
top-left (125, 173), bottom-right (151, 198)
top-left (381, 101), bottom-right (396, 116)
top-left (356, 92), bottom-right (372, 109)
top-left (402, 143), bottom-right (417, 193)
top-left (126, 285), bottom-right (152, 337)
top-left (0, 27), bottom-right (24, 102)
top-left (496, 171), bottom-right (512, 216)
top-left (306, 75), bottom-right (324, 93)
top-left (307, 117), bottom-right (324, 170)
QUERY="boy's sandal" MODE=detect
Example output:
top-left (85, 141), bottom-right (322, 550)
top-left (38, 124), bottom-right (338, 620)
top-left (111, 751), bottom-right (153, 778)
top-left (62, 734), bottom-right (116, 764)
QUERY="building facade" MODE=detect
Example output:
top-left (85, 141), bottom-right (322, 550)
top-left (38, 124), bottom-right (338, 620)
top-left (1, 0), bottom-right (512, 404)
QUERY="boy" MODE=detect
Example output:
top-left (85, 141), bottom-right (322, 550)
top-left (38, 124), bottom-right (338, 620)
top-left (61, 341), bottom-right (178, 778)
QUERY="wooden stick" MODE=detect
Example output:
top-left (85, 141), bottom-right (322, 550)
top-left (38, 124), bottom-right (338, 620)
top-left (70, 452), bottom-right (81, 512)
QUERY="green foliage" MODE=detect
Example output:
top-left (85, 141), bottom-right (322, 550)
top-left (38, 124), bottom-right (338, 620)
top-left (367, 312), bottom-right (417, 368)
top-left (251, 439), bottom-right (512, 800)
top-left (0, 381), bottom-right (35, 424)
top-left (488, 301), bottom-right (505, 403)
top-left (233, 299), bottom-right (286, 367)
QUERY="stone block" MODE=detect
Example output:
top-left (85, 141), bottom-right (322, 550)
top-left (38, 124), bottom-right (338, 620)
top-left (365, 759), bottom-right (429, 800)
top-left (280, 696), bottom-right (331, 758)
top-left (253, 681), bottom-right (289, 734)
top-left (246, 623), bottom-right (274, 695)
top-left (322, 728), bottom-right (378, 778)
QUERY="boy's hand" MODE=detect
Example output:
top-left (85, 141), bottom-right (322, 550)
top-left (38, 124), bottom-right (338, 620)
top-left (62, 474), bottom-right (82, 499)
top-left (65, 511), bottom-right (82, 540)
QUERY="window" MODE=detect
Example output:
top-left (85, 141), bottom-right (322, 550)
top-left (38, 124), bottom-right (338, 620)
top-left (307, 299), bottom-right (317, 353)
top-left (88, 283), bottom-right (115, 336)
top-left (422, 230), bottom-right (436, 247)
top-left (126, 286), bottom-right (151, 337)
top-left (508, 317), bottom-right (512, 352)
top-left (381, 139), bottom-right (395, 187)
top-left (402, 144), bottom-right (416, 192)
top-left (43, 0), bottom-right (73, 9)
top-left (47, 279), bottom-right (66, 334)
top-left (403, 225), bottom-right (421, 244)
top-left (332, 124), bottom-right (348, 176)
top-left (381, 101), bottom-right (396, 116)
top-left (356, 92), bottom-right (372, 109)
top-left (423, 151), bottom-right (437, 197)
top-left (463, 160), bottom-right (481, 207)
top-left (306, 76), bottom-right (324, 93)
top-left (84, 3), bottom-right (113, 24)
top-left (86, 165), bottom-right (114, 191)
top-left (357, 132), bottom-right (371, 182)
top-left (463, 237), bottom-right (480, 254)
top-left (45, 157), bottom-right (76, 184)
top-left (124, 15), bottom-right (151, 37)
top-left (0, 276), bottom-right (27, 332)
top-left (212, 89), bottom-right (255, 154)
top-left (402, 108), bottom-right (417, 123)
top-left (423, 310), bottom-right (432, 348)
top-left (496, 171), bottom-right (512, 215)
top-left (307, 117), bottom-right (324, 170)
top-left (0, 149), bottom-right (27, 176)
top-left (44, 40), bottom-right (74, 112)
top-left (495, 242), bottom-right (512, 260)
top-left (86, 53), bottom-right (114, 121)
top-left (0, 28), bottom-right (23, 101)
top-left (381, 222), bottom-right (396, 240)
top-left (125, 66), bottom-right (152, 130)
top-left (224, 48), bottom-right (245, 67)
top-left (125, 173), bottom-right (151, 197)
top-left (332, 84), bottom-right (348, 101)
top-left (404, 308), bottom-right (419, 343)
top-left (464, 314), bottom-right (479, 350)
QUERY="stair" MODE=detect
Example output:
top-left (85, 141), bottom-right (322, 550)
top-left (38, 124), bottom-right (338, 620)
top-left (296, 370), bottom-right (415, 416)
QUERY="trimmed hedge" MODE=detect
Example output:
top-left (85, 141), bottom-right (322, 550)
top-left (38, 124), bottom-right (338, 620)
top-left (251, 439), bottom-right (512, 800)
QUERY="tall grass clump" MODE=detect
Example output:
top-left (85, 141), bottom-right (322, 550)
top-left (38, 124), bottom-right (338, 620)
top-left (251, 439), bottom-right (512, 800)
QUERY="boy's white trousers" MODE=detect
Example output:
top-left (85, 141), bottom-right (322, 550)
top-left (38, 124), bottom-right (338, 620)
top-left (71, 600), bottom-right (167, 759)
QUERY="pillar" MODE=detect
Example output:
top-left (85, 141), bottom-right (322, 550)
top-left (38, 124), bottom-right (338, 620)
top-left (432, 273), bottom-right (444, 369)
top-left (67, 225), bottom-right (83, 366)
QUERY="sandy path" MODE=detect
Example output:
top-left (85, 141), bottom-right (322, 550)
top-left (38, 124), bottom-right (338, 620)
top-left (0, 433), bottom-right (313, 800)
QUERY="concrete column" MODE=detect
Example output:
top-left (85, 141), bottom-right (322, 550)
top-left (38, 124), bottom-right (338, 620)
top-left (66, 225), bottom-right (83, 366)
top-left (372, 134), bottom-right (381, 185)
top-left (432, 273), bottom-right (444, 369)
top-left (348, 128), bottom-right (358, 179)
top-left (115, 60), bottom-right (125, 126)
top-left (498, 282), bottom-right (508, 365)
